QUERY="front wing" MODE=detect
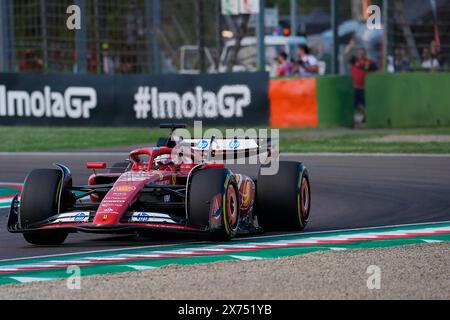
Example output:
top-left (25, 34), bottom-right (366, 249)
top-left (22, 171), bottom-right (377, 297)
top-left (7, 196), bottom-right (206, 235)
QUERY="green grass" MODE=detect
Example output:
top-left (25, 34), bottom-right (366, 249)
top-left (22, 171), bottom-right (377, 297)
top-left (0, 126), bottom-right (449, 153)
top-left (280, 127), bottom-right (450, 153)
top-left (281, 137), bottom-right (450, 153)
top-left (0, 127), bottom-right (168, 152)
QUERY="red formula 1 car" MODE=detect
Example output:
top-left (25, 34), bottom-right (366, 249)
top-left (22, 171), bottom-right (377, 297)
top-left (7, 125), bottom-right (311, 245)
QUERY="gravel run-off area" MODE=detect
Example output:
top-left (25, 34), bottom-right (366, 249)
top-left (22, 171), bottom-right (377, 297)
top-left (0, 243), bottom-right (448, 300)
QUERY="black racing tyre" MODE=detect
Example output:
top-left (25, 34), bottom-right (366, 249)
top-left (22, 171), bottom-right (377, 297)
top-left (20, 169), bottom-right (68, 245)
top-left (256, 161), bottom-right (311, 231)
top-left (23, 232), bottom-right (68, 246)
top-left (108, 162), bottom-right (129, 173)
top-left (188, 168), bottom-right (239, 241)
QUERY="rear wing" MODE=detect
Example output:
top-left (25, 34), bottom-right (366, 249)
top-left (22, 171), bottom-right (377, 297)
top-left (182, 138), bottom-right (259, 152)
top-left (179, 137), bottom-right (276, 160)
top-left (157, 123), bottom-right (277, 161)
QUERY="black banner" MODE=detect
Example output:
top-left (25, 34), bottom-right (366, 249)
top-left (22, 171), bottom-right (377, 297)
top-left (0, 72), bottom-right (269, 127)
top-left (0, 300), bottom-right (429, 318)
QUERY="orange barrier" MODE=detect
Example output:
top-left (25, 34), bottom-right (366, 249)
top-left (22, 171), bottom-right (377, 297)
top-left (269, 78), bottom-right (318, 128)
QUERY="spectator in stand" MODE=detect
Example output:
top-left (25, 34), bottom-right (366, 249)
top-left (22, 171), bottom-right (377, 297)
top-left (394, 47), bottom-right (411, 72)
top-left (345, 41), bottom-right (378, 112)
top-left (87, 43), bottom-right (99, 73)
top-left (295, 44), bottom-right (319, 77)
top-left (346, 46), bottom-right (378, 121)
top-left (421, 47), bottom-right (440, 71)
top-left (275, 51), bottom-right (292, 77)
top-left (102, 43), bottom-right (115, 75)
top-left (19, 49), bottom-right (44, 72)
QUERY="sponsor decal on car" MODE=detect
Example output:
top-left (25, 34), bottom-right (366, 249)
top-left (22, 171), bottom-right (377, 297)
top-left (103, 197), bottom-right (128, 201)
top-left (197, 139), bottom-right (209, 150)
top-left (241, 179), bottom-right (253, 209)
top-left (130, 212), bottom-right (176, 224)
top-left (229, 139), bottom-right (240, 150)
top-left (135, 212), bottom-right (150, 222)
top-left (114, 185), bottom-right (136, 192)
top-left (109, 192), bottom-right (128, 197)
top-left (99, 202), bottom-right (125, 211)
top-left (118, 172), bottom-right (154, 182)
top-left (99, 206), bottom-right (123, 211)
top-left (53, 212), bottom-right (90, 224)
top-left (74, 212), bottom-right (87, 222)
top-left (209, 194), bottom-right (223, 230)
top-left (185, 138), bottom-right (259, 152)
top-left (101, 199), bottom-right (126, 204)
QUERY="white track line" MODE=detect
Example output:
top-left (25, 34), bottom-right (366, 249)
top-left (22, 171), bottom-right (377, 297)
top-left (10, 277), bottom-right (53, 283)
top-left (0, 182), bottom-right (23, 187)
top-left (230, 220), bottom-right (450, 242)
top-left (121, 265), bottom-right (157, 271)
top-left (229, 255), bottom-right (264, 261)
top-left (0, 241), bottom-right (206, 263)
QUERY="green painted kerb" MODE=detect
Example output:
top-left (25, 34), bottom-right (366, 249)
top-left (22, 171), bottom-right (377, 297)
top-left (0, 221), bottom-right (449, 286)
top-left (0, 187), bottom-right (18, 198)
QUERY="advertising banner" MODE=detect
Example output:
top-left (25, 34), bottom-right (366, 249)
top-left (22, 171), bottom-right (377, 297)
top-left (0, 72), bottom-right (269, 127)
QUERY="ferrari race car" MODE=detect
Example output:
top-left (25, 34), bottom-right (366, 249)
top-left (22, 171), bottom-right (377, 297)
top-left (7, 125), bottom-right (311, 245)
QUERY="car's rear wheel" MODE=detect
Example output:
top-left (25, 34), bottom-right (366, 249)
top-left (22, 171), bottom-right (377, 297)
top-left (188, 168), bottom-right (239, 241)
top-left (256, 161), bottom-right (311, 231)
top-left (20, 169), bottom-right (69, 245)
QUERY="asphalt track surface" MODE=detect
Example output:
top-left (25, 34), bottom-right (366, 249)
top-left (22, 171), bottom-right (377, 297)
top-left (0, 152), bottom-right (449, 260)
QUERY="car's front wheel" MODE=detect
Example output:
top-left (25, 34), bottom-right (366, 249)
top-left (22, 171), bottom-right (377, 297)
top-left (23, 231), bottom-right (68, 246)
top-left (188, 168), bottom-right (240, 241)
top-left (20, 169), bottom-right (69, 245)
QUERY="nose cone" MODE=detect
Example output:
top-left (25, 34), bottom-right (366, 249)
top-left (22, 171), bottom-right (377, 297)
top-left (93, 183), bottom-right (141, 225)
top-left (92, 171), bottom-right (170, 225)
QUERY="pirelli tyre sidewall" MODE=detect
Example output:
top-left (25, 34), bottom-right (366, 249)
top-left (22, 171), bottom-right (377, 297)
top-left (188, 168), bottom-right (239, 241)
top-left (20, 169), bottom-right (69, 245)
top-left (256, 161), bottom-right (311, 232)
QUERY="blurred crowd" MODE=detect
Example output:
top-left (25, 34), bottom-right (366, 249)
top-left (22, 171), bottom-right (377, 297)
top-left (274, 40), bottom-right (445, 79)
top-left (272, 37), bottom-right (447, 124)
top-left (19, 39), bottom-right (448, 81)
top-left (275, 44), bottom-right (319, 77)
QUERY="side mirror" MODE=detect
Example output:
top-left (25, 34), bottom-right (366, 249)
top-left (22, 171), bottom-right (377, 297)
top-left (86, 162), bottom-right (107, 170)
